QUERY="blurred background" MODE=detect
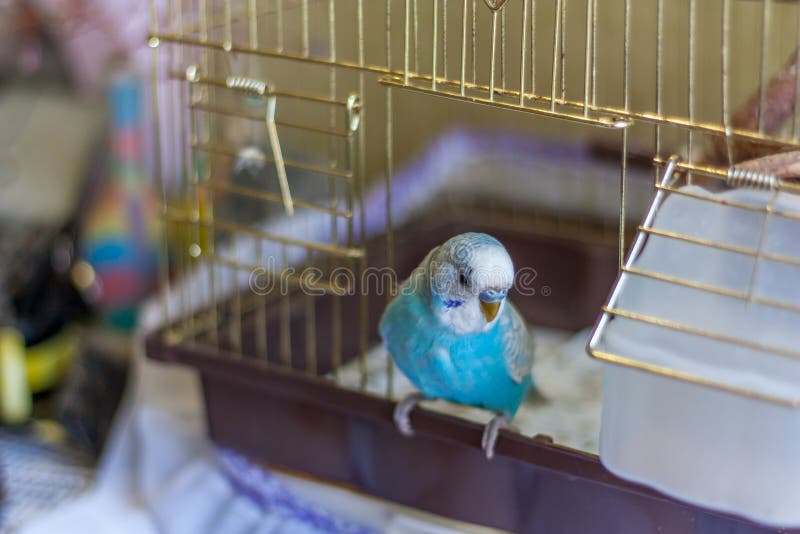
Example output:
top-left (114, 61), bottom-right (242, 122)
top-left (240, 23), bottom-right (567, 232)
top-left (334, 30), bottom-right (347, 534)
top-left (0, 1), bottom-right (158, 528)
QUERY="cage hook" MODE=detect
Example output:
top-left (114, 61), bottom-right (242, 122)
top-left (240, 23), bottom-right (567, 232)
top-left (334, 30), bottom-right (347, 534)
top-left (346, 94), bottom-right (362, 133)
top-left (223, 74), bottom-right (293, 215)
top-left (265, 95), bottom-right (294, 216)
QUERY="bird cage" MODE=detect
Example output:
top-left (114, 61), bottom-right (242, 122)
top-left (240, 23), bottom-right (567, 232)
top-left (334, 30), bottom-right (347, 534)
top-left (145, 0), bottom-right (800, 531)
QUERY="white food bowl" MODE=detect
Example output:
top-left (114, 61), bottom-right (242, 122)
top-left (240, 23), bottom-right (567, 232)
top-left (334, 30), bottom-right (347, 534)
top-left (590, 159), bottom-right (800, 527)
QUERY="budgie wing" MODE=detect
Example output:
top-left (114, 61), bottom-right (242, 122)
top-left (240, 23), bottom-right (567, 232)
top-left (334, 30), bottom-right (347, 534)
top-left (500, 302), bottom-right (534, 384)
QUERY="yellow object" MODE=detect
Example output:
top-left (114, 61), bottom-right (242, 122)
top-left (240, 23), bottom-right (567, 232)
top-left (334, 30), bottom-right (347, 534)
top-left (0, 328), bottom-right (32, 424)
top-left (0, 328), bottom-right (78, 425)
top-left (25, 329), bottom-right (78, 394)
top-left (166, 192), bottom-right (212, 262)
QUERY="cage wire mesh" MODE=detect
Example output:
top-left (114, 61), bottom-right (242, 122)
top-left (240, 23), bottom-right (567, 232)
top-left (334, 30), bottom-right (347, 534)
top-left (147, 0), bottom-right (800, 422)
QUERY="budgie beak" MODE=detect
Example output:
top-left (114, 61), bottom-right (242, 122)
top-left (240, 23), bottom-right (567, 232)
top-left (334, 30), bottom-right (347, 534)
top-left (479, 288), bottom-right (506, 322)
top-left (479, 300), bottom-right (501, 322)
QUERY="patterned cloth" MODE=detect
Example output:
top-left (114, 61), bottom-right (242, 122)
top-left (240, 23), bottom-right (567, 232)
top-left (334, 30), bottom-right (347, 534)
top-left (216, 448), bottom-right (377, 534)
top-left (0, 427), bottom-right (94, 531)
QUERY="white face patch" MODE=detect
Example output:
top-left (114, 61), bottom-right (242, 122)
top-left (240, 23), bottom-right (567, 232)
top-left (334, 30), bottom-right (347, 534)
top-left (426, 233), bottom-right (515, 334)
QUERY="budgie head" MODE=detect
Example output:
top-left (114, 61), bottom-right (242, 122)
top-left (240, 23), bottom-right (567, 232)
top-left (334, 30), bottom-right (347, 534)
top-left (425, 232), bottom-right (514, 334)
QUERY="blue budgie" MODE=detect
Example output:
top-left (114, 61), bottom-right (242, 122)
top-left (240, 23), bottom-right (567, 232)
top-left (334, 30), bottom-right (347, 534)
top-left (379, 232), bottom-right (535, 459)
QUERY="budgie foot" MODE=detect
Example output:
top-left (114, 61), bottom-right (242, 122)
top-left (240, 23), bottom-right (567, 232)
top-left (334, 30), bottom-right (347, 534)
top-left (481, 414), bottom-right (516, 460)
top-left (393, 392), bottom-right (427, 437)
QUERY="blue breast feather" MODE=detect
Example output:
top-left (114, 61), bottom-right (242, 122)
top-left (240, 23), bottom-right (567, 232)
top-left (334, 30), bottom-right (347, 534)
top-left (379, 281), bottom-right (532, 416)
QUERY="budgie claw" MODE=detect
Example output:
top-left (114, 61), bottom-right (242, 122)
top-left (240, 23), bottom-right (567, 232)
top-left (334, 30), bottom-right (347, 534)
top-left (481, 414), bottom-right (516, 460)
top-left (393, 392), bottom-right (427, 437)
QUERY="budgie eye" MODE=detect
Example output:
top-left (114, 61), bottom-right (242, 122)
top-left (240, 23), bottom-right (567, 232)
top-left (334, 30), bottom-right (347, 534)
top-left (459, 272), bottom-right (469, 286)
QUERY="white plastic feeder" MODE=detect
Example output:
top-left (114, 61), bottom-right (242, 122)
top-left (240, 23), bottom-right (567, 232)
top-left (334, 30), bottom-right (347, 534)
top-left (588, 156), bottom-right (800, 527)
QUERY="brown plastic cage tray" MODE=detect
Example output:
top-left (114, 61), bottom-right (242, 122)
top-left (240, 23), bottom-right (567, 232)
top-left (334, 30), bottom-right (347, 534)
top-left (146, 209), bottom-right (790, 534)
